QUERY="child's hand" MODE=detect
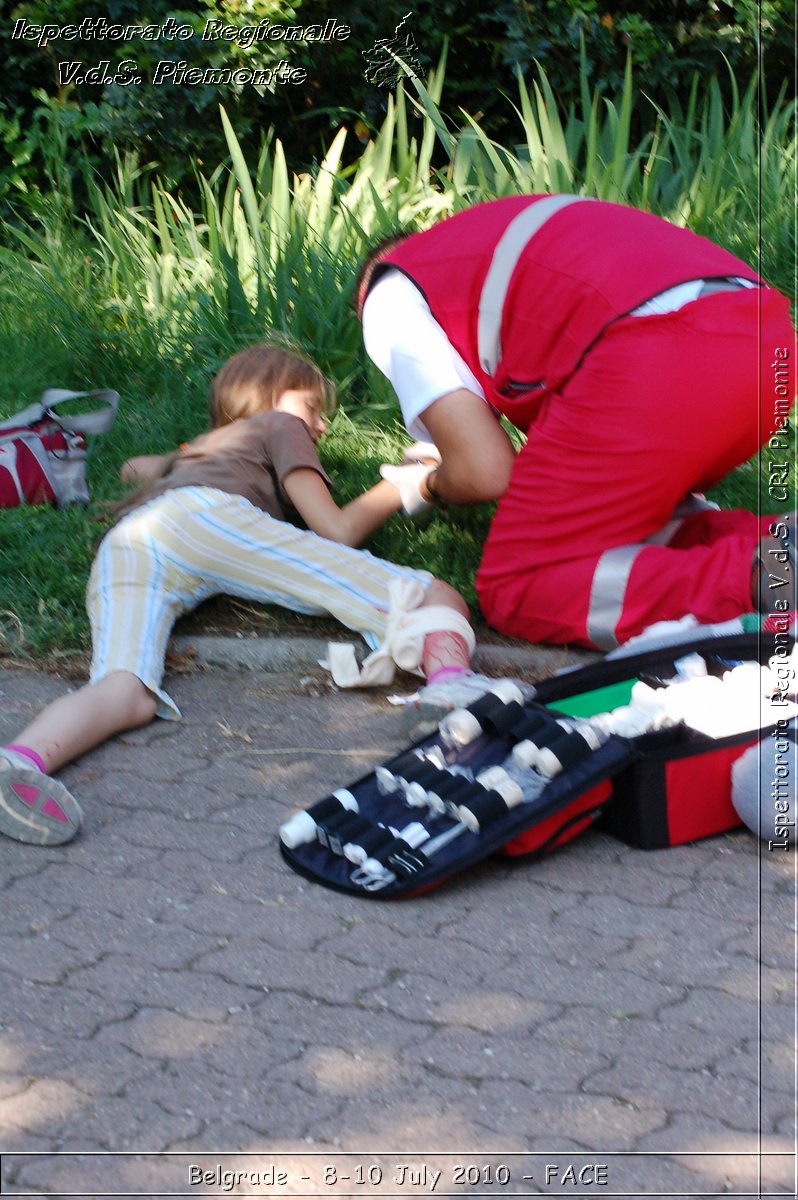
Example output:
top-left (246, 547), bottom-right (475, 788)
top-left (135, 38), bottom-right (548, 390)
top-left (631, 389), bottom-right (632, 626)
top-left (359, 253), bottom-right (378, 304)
top-left (379, 462), bottom-right (434, 517)
top-left (401, 440), bottom-right (441, 466)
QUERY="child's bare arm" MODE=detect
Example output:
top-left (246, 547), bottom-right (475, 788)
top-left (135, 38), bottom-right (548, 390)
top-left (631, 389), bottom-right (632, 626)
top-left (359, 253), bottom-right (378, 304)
top-left (282, 468), bottom-right (410, 547)
top-left (120, 453), bottom-right (178, 484)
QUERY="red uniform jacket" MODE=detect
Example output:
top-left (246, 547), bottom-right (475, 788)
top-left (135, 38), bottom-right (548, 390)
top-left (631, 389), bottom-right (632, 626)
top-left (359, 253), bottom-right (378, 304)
top-left (372, 196), bottom-right (762, 431)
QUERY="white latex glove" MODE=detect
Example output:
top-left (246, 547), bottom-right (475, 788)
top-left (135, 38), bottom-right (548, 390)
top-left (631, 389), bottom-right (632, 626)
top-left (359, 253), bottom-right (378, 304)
top-left (401, 440), bottom-right (442, 466)
top-left (379, 462), bottom-right (433, 517)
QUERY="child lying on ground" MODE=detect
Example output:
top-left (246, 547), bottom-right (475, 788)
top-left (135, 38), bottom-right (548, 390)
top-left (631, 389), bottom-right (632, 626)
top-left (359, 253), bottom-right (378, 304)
top-left (0, 344), bottom-right (485, 846)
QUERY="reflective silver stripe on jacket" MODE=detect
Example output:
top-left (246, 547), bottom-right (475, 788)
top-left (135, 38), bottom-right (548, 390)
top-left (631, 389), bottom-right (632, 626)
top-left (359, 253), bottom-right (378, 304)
top-left (586, 494), bottom-right (720, 649)
top-left (477, 195), bottom-right (595, 376)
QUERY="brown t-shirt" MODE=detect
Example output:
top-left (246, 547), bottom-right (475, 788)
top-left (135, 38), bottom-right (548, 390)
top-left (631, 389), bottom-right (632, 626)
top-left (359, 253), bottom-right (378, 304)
top-left (117, 412), bottom-right (332, 524)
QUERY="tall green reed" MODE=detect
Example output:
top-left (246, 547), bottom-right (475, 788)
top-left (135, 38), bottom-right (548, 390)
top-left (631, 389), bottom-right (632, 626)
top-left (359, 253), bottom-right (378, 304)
top-left (66, 52), bottom-right (794, 368)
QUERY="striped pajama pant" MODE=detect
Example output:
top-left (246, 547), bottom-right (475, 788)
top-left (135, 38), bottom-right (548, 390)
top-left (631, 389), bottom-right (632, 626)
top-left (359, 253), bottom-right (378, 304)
top-left (87, 486), bottom-right (431, 718)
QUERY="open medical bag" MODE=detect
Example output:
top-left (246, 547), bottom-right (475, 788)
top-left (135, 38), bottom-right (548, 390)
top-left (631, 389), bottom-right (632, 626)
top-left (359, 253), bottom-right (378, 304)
top-left (280, 631), bottom-right (789, 897)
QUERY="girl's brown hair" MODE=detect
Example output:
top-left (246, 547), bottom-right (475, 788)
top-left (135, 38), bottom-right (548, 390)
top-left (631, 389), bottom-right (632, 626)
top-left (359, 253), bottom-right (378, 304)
top-left (107, 345), bottom-right (334, 529)
top-left (209, 344), bottom-right (335, 427)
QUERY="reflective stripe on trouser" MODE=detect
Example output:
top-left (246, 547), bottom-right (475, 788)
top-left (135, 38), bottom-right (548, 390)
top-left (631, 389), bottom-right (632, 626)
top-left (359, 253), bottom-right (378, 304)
top-left (87, 486), bottom-right (432, 718)
top-left (476, 285), bottom-right (795, 649)
top-left (587, 494), bottom-right (720, 649)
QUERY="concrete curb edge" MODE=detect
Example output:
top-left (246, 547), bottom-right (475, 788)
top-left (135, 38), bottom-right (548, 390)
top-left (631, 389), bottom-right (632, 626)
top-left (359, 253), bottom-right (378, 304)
top-left (172, 633), bottom-right (599, 682)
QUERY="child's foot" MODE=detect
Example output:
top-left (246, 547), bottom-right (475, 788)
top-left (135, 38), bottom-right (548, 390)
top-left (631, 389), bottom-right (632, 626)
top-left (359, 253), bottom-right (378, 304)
top-left (0, 750), bottom-right (82, 845)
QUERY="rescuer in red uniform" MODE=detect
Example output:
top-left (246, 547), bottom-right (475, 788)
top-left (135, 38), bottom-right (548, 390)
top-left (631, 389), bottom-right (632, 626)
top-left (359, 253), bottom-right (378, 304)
top-left (357, 195), bottom-right (796, 649)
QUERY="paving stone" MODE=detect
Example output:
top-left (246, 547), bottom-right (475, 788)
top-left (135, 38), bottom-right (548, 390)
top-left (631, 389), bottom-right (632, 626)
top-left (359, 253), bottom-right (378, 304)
top-left (411, 1024), bottom-right (613, 1090)
top-left (123, 1069), bottom-right (343, 1142)
top-left (659, 984), bottom-right (777, 1035)
top-left (634, 1111), bottom-right (783, 1153)
top-left (0, 930), bottom-right (102, 985)
top-left (631, 1131), bottom-right (796, 1195)
top-left (1, 973), bottom-right (138, 1040)
top-left (0, 1078), bottom-right (89, 1134)
top-left (51, 908), bottom-right (215, 969)
top-left (494, 957), bottom-right (683, 1019)
top-left (196, 941), bottom-right (390, 1003)
top-left (582, 1057), bottom-right (761, 1129)
top-left (0, 663), bottom-right (793, 1197)
top-left (536, 1010), bottom-right (735, 1069)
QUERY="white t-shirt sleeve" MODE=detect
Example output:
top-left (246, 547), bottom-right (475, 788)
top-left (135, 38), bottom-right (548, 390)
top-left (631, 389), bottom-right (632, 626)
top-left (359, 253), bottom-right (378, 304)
top-left (362, 269), bottom-right (486, 440)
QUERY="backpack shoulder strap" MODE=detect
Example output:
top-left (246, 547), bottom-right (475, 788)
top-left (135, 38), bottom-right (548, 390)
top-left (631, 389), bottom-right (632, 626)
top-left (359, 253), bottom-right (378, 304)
top-left (0, 397), bottom-right (49, 433)
top-left (0, 389), bottom-right (120, 437)
top-left (40, 389), bottom-right (120, 435)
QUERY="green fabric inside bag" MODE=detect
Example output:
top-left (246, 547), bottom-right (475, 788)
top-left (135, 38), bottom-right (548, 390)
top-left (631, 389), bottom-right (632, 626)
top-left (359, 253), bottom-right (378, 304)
top-left (546, 679), bottom-right (637, 718)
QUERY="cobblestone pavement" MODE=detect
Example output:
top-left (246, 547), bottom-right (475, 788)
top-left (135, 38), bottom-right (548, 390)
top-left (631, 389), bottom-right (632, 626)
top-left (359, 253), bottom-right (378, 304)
top-left (0, 665), bottom-right (795, 1199)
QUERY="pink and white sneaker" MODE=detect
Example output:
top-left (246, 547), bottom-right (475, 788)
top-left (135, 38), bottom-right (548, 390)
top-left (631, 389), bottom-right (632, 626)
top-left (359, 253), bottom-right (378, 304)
top-left (0, 750), bottom-right (82, 845)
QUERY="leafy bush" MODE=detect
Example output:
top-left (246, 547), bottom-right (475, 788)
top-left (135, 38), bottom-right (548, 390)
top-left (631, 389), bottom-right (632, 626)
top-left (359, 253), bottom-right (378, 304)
top-left (1, 0), bottom-right (304, 214)
top-left (2, 0), bottom-right (793, 214)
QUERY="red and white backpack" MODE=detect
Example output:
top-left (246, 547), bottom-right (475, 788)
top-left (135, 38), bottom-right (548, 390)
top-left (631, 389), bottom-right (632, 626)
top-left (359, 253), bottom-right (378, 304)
top-left (0, 388), bottom-right (119, 508)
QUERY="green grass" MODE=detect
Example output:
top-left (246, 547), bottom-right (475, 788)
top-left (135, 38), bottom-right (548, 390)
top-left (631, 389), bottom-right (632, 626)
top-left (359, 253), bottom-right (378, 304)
top-left (1, 57), bottom-right (795, 660)
top-left (0, 252), bottom-right (495, 659)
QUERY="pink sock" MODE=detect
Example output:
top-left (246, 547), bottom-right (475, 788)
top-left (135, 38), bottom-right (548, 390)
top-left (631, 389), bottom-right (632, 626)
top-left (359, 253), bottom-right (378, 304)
top-left (426, 666), bottom-right (471, 686)
top-left (5, 744), bottom-right (47, 773)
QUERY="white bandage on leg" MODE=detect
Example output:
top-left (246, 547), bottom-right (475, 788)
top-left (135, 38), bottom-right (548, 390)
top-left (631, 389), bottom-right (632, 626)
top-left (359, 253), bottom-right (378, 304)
top-left (324, 578), bottom-right (475, 688)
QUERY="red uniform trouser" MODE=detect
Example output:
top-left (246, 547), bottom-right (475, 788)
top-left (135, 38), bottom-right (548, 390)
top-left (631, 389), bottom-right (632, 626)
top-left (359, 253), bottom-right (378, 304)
top-left (476, 286), bottom-right (796, 649)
